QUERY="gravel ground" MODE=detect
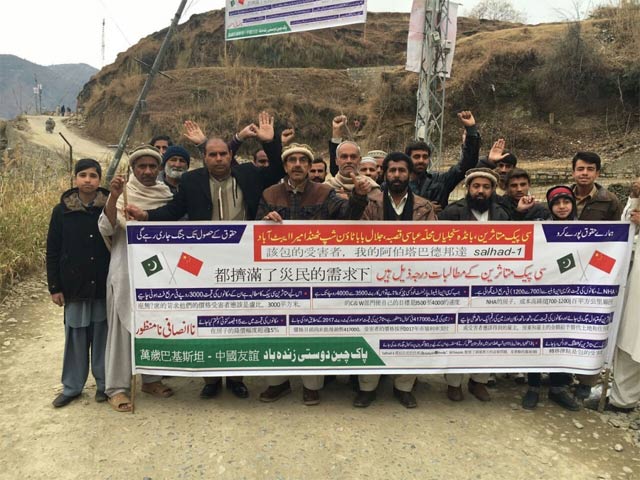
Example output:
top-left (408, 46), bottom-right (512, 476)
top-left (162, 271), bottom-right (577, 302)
top-left (0, 275), bottom-right (639, 479)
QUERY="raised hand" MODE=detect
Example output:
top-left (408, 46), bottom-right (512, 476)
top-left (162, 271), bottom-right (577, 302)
top-left (630, 178), bottom-right (640, 198)
top-left (457, 110), bottom-right (476, 128)
top-left (109, 175), bottom-right (126, 199)
top-left (256, 111), bottom-right (275, 142)
top-left (488, 138), bottom-right (510, 163)
top-left (183, 120), bottom-right (207, 145)
top-left (281, 128), bottom-right (295, 146)
top-left (351, 173), bottom-right (373, 196)
top-left (332, 115), bottom-right (348, 138)
top-left (237, 123), bottom-right (258, 141)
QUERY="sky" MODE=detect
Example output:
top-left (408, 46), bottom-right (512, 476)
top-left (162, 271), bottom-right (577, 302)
top-left (2, 0), bottom-right (599, 69)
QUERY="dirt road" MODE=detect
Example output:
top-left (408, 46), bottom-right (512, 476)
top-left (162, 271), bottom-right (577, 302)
top-left (0, 274), bottom-right (638, 479)
top-left (24, 115), bottom-right (114, 164)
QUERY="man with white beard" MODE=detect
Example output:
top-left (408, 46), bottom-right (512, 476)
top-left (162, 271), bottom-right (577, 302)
top-left (158, 146), bottom-right (190, 195)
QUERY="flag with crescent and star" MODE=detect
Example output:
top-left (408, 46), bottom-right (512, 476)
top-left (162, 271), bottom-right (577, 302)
top-left (556, 253), bottom-right (576, 274)
top-left (141, 254), bottom-right (163, 277)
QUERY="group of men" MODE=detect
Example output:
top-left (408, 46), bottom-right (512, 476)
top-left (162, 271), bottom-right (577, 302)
top-left (90, 109), bottom-right (634, 414)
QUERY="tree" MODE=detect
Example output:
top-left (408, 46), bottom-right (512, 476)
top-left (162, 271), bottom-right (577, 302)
top-left (468, 0), bottom-right (526, 23)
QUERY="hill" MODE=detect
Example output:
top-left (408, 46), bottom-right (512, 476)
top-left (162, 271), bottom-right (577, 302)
top-left (0, 55), bottom-right (97, 120)
top-left (76, 7), bottom-right (640, 168)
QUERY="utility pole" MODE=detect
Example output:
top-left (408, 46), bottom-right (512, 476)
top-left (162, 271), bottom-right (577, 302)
top-left (33, 75), bottom-right (40, 114)
top-left (105, 0), bottom-right (188, 182)
top-left (101, 19), bottom-right (106, 67)
top-left (414, 0), bottom-right (451, 168)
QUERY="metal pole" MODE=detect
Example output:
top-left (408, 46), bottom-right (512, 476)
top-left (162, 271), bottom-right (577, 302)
top-left (105, 0), bottom-right (188, 183)
top-left (59, 132), bottom-right (73, 189)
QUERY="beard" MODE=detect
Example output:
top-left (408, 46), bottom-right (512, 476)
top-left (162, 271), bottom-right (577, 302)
top-left (467, 193), bottom-right (492, 213)
top-left (166, 166), bottom-right (186, 179)
top-left (388, 179), bottom-right (409, 194)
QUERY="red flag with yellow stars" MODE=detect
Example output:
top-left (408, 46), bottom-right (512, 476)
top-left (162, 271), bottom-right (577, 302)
top-left (177, 252), bottom-right (203, 276)
top-left (588, 250), bottom-right (616, 274)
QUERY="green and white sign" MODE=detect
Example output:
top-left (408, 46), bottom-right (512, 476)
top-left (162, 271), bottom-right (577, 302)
top-left (225, 0), bottom-right (367, 41)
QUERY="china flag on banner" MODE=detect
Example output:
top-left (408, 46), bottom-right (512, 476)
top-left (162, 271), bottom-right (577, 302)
top-left (588, 250), bottom-right (616, 274)
top-left (177, 252), bottom-right (203, 276)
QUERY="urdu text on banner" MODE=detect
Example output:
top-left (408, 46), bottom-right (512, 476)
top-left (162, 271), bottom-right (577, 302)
top-left (127, 221), bottom-right (633, 376)
top-left (225, 0), bottom-right (367, 41)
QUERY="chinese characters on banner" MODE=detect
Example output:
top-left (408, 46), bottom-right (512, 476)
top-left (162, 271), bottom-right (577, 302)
top-left (127, 221), bottom-right (633, 377)
top-left (225, 0), bottom-right (367, 41)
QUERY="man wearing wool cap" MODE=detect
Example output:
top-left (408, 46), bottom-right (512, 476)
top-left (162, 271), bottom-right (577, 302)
top-left (98, 145), bottom-right (175, 412)
top-left (438, 167), bottom-right (509, 403)
top-left (367, 149), bottom-right (387, 184)
top-left (159, 145), bottom-right (191, 194)
top-left (256, 142), bottom-right (373, 406)
top-left (358, 156), bottom-right (379, 182)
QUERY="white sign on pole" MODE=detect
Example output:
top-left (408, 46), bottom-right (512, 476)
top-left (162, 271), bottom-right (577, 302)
top-left (406, 0), bottom-right (459, 78)
top-left (225, 0), bottom-right (367, 41)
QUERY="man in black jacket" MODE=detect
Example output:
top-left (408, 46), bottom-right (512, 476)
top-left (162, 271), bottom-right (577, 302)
top-left (439, 168), bottom-right (510, 222)
top-left (127, 112), bottom-right (285, 400)
top-left (130, 112), bottom-right (284, 223)
top-left (499, 168), bottom-right (551, 221)
top-left (438, 168), bottom-right (508, 402)
top-left (406, 111), bottom-right (480, 212)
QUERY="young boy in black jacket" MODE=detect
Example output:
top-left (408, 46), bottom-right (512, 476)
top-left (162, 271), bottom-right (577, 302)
top-left (47, 159), bottom-right (110, 408)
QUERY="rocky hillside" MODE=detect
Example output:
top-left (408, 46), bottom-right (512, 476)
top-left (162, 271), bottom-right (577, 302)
top-left (77, 7), bottom-right (640, 165)
top-left (0, 55), bottom-right (97, 120)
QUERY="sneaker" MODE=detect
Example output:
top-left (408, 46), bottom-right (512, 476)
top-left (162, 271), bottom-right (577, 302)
top-left (353, 390), bottom-right (376, 408)
top-left (259, 381), bottom-right (292, 403)
top-left (522, 389), bottom-right (539, 410)
top-left (487, 373), bottom-right (497, 388)
top-left (549, 389), bottom-right (580, 411)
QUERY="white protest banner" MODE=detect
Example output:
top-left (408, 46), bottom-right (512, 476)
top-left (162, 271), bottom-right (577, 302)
top-left (128, 221), bottom-right (633, 377)
top-left (225, 0), bottom-right (367, 41)
top-left (406, 1), bottom-right (459, 77)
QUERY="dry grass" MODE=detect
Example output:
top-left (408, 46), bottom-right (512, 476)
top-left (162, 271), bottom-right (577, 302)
top-left (0, 149), bottom-right (67, 298)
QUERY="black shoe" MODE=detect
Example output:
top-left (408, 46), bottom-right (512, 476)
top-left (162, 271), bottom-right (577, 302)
top-left (323, 375), bottom-right (336, 387)
top-left (226, 380), bottom-right (249, 399)
top-left (549, 389), bottom-right (580, 411)
top-left (522, 389), bottom-right (539, 410)
top-left (200, 380), bottom-right (222, 399)
top-left (95, 390), bottom-right (108, 403)
top-left (303, 387), bottom-right (320, 406)
top-left (353, 390), bottom-right (376, 408)
top-left (584, 397), bottom-right (635, 413)
top-left (259, 381), bottom-right (292, 403)
top-left (393, 387), bottom-right (417, 408)
top-left (574, 383), bottom-right (592, 400)
top-left (52, 393), bottom-right (79, 408)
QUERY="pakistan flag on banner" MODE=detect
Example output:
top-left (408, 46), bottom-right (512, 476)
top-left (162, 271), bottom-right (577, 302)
top-left (141, 254), bottom-right (163, 277)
